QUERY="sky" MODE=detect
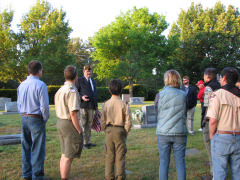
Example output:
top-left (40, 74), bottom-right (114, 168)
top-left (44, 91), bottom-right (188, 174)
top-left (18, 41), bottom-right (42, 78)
top-left (1, 0), bottom-right (240, 41)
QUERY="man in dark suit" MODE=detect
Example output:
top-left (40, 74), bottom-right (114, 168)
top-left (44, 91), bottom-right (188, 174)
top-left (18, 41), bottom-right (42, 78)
top-left (181, 75), bottom-right (197, 135)
top-left (76, 65), bottom-right (98, 149)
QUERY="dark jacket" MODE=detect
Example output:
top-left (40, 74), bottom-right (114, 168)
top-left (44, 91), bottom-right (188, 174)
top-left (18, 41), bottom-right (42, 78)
top-left (181, 84), bottom-right (197, 109)
top-left (76, 76), bottom-right (97, 109)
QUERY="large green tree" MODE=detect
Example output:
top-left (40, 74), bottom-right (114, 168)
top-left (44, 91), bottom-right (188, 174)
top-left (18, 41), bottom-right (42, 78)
top-left (68, 38), bottom-right (93, 71)
top-left (19, 0), bottom-right (73, 84)
top-left (0, 10), bottom-right (23, 82)
top-left (168, 2), bottom-right (240, 81)
top-left (90, 7), bottom-right (168, 96)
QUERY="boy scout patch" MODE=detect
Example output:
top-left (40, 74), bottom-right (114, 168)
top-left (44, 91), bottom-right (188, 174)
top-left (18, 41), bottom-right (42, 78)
top-left (70, 89), bottom-right (76, 93)
top-left (210, 93), bottom-right (216, 99)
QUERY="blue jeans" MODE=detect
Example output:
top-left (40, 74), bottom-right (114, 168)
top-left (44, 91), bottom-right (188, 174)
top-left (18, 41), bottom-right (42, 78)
top-left (157, 135), bottom-right (187, 180)
top-left (211, 133), bottom-right (240, 180)
top-left (21, 116), bottom-right (46, 179)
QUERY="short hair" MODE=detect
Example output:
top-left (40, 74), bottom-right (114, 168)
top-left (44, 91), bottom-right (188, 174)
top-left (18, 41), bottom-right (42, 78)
top-left (164, 70), bottom-right (182, 88)
top-left (183, 75), bottom-right (189, 80)
top-left (64, 65), bottom-right (78, 80)
top-left (221, 67), bottom-right (239, 86)
top-left (204, 68), bottom-right (217, 80)
top-left (28, 60), bottom-right (42, 75)
top-left (109, 79), bottom-right (122, 95)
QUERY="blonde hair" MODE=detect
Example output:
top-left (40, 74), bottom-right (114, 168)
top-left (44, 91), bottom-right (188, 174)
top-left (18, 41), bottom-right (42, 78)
top-left (164, 70), bottom-right (182, 88)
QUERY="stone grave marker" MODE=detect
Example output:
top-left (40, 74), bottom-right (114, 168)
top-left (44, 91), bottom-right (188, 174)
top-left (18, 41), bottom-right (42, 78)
top-left (130, 97), bottom-right (144, 105)
top-left (0, 97), bottom-right (11, 111)
top-left (133, 105), bottom-right (157, 129)
top-left (142, 105), bottom-right (157, 124)
top-left (122, 94), bottom-right (130, 103)
top-left (5, 101), bottom-right (18, 112)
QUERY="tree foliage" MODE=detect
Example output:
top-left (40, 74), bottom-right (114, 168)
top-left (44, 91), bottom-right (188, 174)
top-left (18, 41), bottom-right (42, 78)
top-left (19, 0), bottom-right (73, 84)
top-left (168, 2), bottom-right (240, 81)
top-left (68, 38), bottom-right (93, 72)
top-left (0, 10), bottom-right (23, 82)
top-left (90, 7), bottom-right (168, 96)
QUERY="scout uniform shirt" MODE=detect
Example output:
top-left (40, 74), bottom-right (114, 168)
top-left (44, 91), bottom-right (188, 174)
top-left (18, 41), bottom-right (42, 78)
top-left (55, 81), bottom-right (81, 120)
top-left (101, 96), bottom-right (132, 133)
top-left (206, 89), bottom-right (240, 132)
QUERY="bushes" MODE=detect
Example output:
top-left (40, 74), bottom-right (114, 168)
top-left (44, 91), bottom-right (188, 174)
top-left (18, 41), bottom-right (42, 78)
top-left (123, 84), bottom-right (148, 100)
top-left (0, 89), bottom-right (17, 101)
top-left (47, 85), bottom-right (62, 104)
top-left (0, 85), bottom-right (157, 104)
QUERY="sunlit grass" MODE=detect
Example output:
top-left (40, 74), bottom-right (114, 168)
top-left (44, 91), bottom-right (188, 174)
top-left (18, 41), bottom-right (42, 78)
top-left (0, 101), bottom-right (232, 179)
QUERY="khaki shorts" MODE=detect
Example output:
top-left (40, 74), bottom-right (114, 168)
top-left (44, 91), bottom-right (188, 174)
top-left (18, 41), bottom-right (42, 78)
top-left (57, 119), bottom-right (83, 158)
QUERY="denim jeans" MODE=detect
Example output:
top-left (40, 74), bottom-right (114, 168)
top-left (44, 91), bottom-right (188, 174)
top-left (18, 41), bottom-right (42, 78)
top-left (157, 135), bottom-right (187, 180)
top-left (21, 116), bottom-right (46, 180)
top-left (211, 133), bottom-right (240, 180)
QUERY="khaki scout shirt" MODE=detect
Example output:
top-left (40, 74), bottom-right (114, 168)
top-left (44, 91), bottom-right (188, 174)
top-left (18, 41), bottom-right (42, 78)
top-left (101, 96), bottom-right (132, 133)
top-left (206, 89), bottom-right (240, 132)
top-left (55, 81), bottom-right (80, 120)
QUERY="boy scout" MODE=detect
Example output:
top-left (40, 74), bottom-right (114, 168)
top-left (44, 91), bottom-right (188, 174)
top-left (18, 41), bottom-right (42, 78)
top-left (207, 67), bottom-right (240, 179)
top-left (101, 79), bottom-right (132, 180)
top-left (55, 65), bottom-right (83, 180)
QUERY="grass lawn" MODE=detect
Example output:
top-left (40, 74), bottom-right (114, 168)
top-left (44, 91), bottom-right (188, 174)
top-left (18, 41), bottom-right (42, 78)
top-left (0, 101), bottom-right (231, 180)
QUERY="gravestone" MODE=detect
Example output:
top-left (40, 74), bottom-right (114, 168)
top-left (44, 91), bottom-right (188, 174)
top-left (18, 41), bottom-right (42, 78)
top-left (0, 97), bottom-right (11, 110)
top-left (130, 97), bottom-right (144, 105)
top-left (5, 102), bottom-right (18, 112)
top-left (122, 94), bottom-right (130, 103)
top-left (133, 105), bottom-right (157, 129)
top-left (142, 105), bottom-right (157, 124)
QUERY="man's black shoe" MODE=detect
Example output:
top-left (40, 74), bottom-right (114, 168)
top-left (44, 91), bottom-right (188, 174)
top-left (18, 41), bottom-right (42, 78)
top-left (83, 144), bottom-right (91, 149)
top-left (88, 142), bottom-right (96, 147)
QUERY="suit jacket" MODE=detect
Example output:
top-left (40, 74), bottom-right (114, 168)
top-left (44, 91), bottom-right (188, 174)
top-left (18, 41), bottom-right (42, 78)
top-left (76, 76), bottom-right (97, 109)
top-left (181, 84), bottom-right (197, 109)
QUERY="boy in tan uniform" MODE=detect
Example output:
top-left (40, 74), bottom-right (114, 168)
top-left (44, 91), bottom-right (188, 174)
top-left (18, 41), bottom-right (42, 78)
top-left (55, 65), bottom-right (83, 180)
top-left (101, 79), bottom-right (132, 180)
top-left (206, 67), bottom-right (240, 180)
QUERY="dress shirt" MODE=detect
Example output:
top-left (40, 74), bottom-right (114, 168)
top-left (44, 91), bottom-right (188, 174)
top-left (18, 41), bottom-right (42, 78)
top-left (84, 76), bottom-right (94, 92)
top-left (17, 76), bottom-right (49, 122)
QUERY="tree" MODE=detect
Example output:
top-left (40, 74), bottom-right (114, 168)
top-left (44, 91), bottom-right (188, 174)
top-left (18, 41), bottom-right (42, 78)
top-left (90, 7), bottom-right (168, 96)
top-left (68, 38), bottom-right (93, 72)
top-left (168, 2), bottom-right (240, 81)
top-left (0, 10), bottom-right (23, 82)
top-left (19, 0), bottom-right (73, 84)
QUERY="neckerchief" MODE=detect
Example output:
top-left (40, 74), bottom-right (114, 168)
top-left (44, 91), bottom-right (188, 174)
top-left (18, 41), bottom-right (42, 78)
top-left (221, 84), bottom-right (240, 97)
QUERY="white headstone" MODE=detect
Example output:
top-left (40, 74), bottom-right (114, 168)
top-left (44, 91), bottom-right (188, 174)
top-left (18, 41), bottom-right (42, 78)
top-left (130, 97), bottom-right (144, 105)
top-left (5, 102), bottom-right (18, 112)
top-left (0, 98), bottom-right (11, 111)
top-left (122, 94), bottom-right (130, 103)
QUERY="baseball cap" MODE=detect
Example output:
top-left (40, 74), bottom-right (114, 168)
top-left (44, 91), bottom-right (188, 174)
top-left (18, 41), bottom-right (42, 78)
top-left (196, 80), bottom-right (204, 85)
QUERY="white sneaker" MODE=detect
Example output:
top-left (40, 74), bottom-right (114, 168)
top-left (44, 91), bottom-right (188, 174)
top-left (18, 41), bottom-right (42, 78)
top-left (189, 131), bottom-right (195, 135)
top-left (198, 128), bottom-right (203, 132)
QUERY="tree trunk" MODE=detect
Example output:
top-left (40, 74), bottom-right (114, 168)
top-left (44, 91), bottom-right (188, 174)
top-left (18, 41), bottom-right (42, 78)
top-left (129, 81), bottom-right (133, 97)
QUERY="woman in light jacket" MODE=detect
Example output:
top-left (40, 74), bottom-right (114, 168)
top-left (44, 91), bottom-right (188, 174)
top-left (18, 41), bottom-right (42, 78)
top-left (155, 70), bottom-right (188, 180)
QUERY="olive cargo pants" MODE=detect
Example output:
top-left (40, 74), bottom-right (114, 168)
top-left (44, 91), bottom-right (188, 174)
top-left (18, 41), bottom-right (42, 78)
top-left (105, 125), bottom-right (127, 180)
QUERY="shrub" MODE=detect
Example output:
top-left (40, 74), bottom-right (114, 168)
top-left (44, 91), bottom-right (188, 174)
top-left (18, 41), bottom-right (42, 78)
top-left (97, 87), bottom-right (111, 102)
top-left (0, 89), bottom-right (17, 101)
top-left (123, 84), bottom-right (148, 100)
top-left (47, 85), bottom-right (62, 104)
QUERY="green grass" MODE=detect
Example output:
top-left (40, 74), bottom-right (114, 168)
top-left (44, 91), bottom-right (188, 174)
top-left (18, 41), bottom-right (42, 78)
top-left (0, 101), bottom-right (232, 179)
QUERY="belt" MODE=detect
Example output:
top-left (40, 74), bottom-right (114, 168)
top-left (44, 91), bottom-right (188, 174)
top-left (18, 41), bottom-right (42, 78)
top-left (106, 124), bottom-right (124, 128)
top-left (217, 131), bottom-right (240, 135)
top-left (22, 113), bottom-right (41, 118)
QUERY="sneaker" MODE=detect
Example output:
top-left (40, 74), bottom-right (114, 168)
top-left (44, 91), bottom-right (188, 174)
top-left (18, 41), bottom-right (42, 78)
top-left (189, 131), bottom-right (195, 135)
top-left (198, 128), bottom-right (203, 132)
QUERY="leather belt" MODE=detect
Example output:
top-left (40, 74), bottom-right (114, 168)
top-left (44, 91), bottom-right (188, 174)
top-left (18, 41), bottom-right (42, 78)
top-left (22, 113), bottom-right (41, 118)
top-left (217, 131), bottom-right (240, 135)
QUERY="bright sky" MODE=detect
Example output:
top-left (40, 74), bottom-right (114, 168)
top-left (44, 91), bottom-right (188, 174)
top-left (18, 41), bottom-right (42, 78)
top-left (1, 0), bottom-right (240, 41)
